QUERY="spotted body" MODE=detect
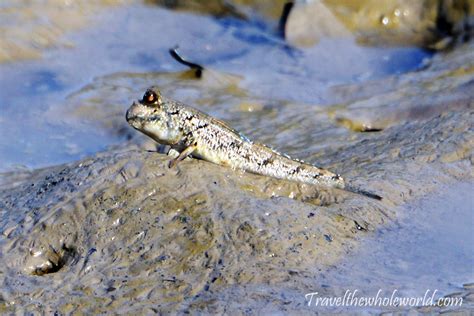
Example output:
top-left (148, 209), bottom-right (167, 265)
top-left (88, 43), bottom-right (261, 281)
top-left (126, 87), bottom-right (345, 189)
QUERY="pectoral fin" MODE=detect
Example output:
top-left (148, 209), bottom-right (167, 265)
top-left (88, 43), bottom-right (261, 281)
top-left (168, 144), bottom-right (197, 168)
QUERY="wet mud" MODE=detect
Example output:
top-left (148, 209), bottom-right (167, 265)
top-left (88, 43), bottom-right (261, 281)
top-left (1, 107), bottom-right (472, 313)
top-left (0, 0), bottom-right (473, 314)
top-left (286, 0), bottom-right (474, 48)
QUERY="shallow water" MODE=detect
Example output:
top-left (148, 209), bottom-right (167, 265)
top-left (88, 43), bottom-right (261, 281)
top-left (319, 181), bottom-right (474, 312)
top-left (0, 3), bottom-right (432, 172)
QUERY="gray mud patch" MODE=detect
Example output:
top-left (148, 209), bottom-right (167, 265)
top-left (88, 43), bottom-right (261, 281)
top-left (0, 109), bottom-right (471, 314)
top-left (0, 151), bottom-right (382, 314)
top-left (0, 1), bottom-right (473, 314)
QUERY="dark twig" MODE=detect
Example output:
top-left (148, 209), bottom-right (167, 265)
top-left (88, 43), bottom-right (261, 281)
top-left (169, 46), bottom-right (204, 78)
top-left (278, 2), bottom-right (294, 39)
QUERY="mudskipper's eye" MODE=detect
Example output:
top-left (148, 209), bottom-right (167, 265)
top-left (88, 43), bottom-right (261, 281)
top-left (142, 89), bottom-right (161, 106)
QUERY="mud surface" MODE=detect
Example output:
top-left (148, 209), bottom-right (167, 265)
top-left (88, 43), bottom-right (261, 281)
top-left (0, 0), bottom-right (473, 314)
top-left (1, 107), bottom-right (472, 313)
top-left (286, 0), bottom-right (474, 47)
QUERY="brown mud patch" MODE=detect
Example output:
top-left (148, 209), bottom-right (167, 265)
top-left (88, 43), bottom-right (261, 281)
top-left (0, 108), bottom-right (471, 313)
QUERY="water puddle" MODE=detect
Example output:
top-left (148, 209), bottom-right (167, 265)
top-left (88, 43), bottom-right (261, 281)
top-left (319, 181), bottom-right (474, 312)
top-left (0, 3), bottom-right (432, 173)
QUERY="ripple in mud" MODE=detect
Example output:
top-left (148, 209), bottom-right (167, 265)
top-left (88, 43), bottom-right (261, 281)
top-left (0, 147), bottom-right (386, 313)
top-left (0, 109), bottom-right (471, 313)
top-left (0, 1), bottom-right (473, 314)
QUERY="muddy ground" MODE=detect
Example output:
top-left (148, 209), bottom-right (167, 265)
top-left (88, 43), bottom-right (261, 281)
top-left (0, 98), bottom-right (472, 314)
top-left (0, 0), bottom-right (473, 314)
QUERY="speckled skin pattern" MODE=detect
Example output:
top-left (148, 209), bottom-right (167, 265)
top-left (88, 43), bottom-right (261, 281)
top-left (126, 86), bottom-right (345, 189)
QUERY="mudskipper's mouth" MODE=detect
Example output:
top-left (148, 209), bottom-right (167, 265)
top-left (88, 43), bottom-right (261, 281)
top-left (126, 109), bottom-right (138, 121)
top-left (125, 107), bottom-right (142, 130)
top-left (125, 108), bottom-right (132, 122)
top-left (125, 101), bottom-right (146, 123)
top-left (125, 102), bottom-right (144, 123)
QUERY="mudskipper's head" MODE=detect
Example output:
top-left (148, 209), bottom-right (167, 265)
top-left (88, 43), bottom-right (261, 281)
top-left (126, 87), bottom-right (181, 145)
